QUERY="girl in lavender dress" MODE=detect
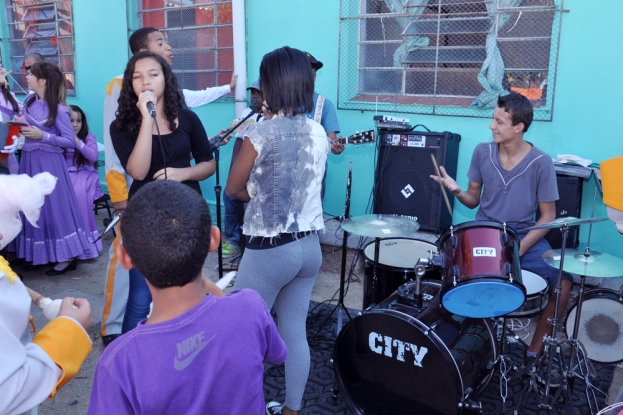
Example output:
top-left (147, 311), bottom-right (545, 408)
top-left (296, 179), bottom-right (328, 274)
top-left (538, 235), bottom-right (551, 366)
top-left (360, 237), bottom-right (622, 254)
top-left (66, 105), bottom-right (104, 256)
top-left (0, 61), bottom-right (92, 274)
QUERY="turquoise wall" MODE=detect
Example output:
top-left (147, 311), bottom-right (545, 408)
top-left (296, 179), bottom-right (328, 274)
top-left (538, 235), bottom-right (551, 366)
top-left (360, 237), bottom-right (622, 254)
top-left (2, 0), bottom-right (620, 255)
top-left (242, 0), bottom-right (623, 256)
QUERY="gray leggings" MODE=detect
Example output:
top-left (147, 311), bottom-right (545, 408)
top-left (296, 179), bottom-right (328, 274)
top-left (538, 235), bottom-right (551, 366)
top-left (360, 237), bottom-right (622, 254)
top-left (234, 232), bottom-right (322, 411)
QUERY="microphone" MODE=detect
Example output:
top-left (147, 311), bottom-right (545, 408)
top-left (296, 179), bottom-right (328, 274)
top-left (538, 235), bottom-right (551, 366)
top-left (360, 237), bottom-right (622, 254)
top-left (146, 102), bottom-right (156, 119)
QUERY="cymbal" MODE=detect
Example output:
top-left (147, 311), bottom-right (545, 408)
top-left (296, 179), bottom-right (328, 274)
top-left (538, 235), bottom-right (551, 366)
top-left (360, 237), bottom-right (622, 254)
top-left (542, 249), bottom-right (623, 278)
top-left (524, 216), bottom-right (608, 231)
top-left (341, 214), bottom-right (420, 238)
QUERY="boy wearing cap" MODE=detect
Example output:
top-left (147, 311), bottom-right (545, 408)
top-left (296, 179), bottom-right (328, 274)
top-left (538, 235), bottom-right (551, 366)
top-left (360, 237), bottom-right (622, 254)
top-left (304, 52), bottom-right (344, 201)
top-left (221, 80), bottom-right (265, 265)
top-left (304, 52), bottom-right (343, 155)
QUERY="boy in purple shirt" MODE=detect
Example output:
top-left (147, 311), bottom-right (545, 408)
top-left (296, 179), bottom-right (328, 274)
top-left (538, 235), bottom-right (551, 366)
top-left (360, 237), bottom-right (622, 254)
top-left (88, 181), bottom-right (287, 415)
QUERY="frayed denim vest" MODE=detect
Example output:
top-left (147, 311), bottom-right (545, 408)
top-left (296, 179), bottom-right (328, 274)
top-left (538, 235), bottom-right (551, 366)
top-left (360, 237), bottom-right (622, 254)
top-left (243, 114), bottom-right (329, 238)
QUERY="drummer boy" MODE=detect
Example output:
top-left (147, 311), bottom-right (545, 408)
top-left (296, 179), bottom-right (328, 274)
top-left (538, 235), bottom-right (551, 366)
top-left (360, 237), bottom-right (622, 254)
top-left (431, 91), bottom-right (573, 369)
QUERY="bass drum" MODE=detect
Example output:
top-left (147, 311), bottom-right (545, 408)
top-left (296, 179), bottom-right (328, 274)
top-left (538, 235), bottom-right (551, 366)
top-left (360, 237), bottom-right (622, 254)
top-left (565, 289), bottom-right (623, 363)
top-left (334, 281), bottom-right (497, 415)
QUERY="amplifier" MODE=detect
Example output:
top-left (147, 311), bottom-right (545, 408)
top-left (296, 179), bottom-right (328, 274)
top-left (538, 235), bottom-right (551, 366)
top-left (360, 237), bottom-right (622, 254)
top-left (539, 174), bottom-right (583, 249)
top-left (373, 128), bottom-right (461, 232)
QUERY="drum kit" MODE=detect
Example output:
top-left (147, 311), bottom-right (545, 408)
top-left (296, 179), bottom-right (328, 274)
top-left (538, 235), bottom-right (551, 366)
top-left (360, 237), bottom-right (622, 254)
top-left (332, 213), bottom-right (622, 414)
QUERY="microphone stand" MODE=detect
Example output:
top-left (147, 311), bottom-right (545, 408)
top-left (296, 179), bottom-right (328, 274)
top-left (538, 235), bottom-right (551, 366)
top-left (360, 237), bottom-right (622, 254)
top-left (211, 104), bottom-right (260, 279)
top-left (337, 162), bottom-right (353, 335)
top-left (312, 163), bottom-right (354, 342)
top-left (213, 146), bottom-right (225, 280)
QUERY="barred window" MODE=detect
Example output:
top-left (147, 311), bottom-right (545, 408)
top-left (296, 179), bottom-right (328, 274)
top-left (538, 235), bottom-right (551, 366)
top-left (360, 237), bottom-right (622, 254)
top-left (339, 0), bottom-right (564, 120)
top-left (136, 0), bottom-right (234, 97)
top-left (4, 0), bottom-right (75, 96)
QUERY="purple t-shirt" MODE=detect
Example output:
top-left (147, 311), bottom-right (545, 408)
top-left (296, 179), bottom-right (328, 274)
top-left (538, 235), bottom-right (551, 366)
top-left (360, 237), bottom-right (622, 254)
top-left (467, 142), bottom-right (559, 227)
top-left (88, 289), bottom-right (287, 415)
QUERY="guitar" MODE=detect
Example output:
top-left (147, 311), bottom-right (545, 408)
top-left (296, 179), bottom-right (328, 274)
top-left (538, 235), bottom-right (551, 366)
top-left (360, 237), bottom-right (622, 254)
top-left (335, 130), bottom-right (375, 145)
top-left (209, 113), bottom-right (261, 149)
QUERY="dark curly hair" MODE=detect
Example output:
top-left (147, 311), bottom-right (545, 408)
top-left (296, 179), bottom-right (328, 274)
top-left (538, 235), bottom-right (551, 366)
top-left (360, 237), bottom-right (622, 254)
top-left (115, 51), bottom-right (182, 135)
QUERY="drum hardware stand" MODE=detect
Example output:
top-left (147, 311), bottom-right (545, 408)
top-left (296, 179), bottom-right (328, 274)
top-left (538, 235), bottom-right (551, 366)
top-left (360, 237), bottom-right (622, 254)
top-left (370, 236), bottom-right (382, 306)
top-left (312, 163), bottom-right (353, 342)
top-left (563, 191), bottom-right (609, 414)
top-left (510, 224), bottom-right (573, 414)
top-left (494, 316), bottom-right (517, 414)
top-left (396, 261), bottom-right (427, 309)
top-left (327, 164), bottom-right (355, 406)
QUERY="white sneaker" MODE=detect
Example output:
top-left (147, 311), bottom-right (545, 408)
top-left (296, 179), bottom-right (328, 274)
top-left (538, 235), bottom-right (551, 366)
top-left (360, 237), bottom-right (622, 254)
top-left (265, 401), bottom-right (284, 415)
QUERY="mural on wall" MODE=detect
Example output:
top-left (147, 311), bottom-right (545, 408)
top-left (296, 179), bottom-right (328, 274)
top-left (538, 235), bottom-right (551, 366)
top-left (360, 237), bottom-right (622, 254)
top-left (4, 0), bottom-right (75, 95)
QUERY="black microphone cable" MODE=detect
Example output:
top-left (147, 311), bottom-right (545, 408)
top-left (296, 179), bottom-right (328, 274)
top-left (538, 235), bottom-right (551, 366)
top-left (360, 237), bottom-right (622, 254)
top-left (147, 101), bottom-right (168, 181)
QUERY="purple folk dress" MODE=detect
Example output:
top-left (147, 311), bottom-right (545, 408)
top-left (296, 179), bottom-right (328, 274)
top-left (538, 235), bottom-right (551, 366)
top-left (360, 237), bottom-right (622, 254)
top-left (65, 133), bottom-right (104, 256)
top-left (7, 95), bottom-right (94, 264)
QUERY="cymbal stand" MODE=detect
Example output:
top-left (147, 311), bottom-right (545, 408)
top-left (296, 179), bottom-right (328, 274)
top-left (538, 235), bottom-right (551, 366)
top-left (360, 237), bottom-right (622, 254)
top-left (565, 189), bottom-right (608, 413)
top-left (566, 318), bottom-right (608, 414)
top-left (336, 163), bottom-right (353, 335)
top-left (313, 163), bottom-right (353, 340)
top-left (540, 223), bottom-right (571, 410)
top-left (511, 225), bottom-right (572, 413)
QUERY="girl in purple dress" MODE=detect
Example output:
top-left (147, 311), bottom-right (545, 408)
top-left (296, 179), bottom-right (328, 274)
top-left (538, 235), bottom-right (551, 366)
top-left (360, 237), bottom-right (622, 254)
top-left (66, 105), bottom-right (104, 256)
top-left (0, 61), bottom-right (93, 274)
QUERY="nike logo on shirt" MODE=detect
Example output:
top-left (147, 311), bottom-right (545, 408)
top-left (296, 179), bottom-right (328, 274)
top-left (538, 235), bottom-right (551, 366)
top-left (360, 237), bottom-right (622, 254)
top-left (174, 332), bottom-right (215, 371)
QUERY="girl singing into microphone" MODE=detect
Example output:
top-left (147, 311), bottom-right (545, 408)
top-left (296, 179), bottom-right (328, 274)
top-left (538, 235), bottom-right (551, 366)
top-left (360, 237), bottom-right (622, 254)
top-left (111, 51), bottom-right (215, 199)
top-left (111, 51), bottom-right (215, 331)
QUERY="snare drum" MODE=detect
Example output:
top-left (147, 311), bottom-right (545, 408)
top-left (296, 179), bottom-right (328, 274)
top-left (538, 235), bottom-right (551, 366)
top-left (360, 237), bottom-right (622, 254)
top-left (334, 280), bottom-right (497, 415)
top-left (507, 270), bottom-right (549, 317)
top-left (363, 238), bottom-right (439, 308)
top-left (565, 289), bottom-right (623, 363)
top-left (437, 221), bottom-right (525, 318)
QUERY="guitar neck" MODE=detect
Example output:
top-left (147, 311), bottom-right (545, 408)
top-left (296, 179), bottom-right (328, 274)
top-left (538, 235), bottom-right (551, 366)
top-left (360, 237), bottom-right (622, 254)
top-left (338, 130), bottom-right (376, 145)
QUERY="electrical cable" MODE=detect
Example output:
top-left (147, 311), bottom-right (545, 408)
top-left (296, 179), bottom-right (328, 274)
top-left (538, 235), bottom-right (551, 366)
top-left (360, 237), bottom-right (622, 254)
top-left (151, 109), bottom-right (168, 181)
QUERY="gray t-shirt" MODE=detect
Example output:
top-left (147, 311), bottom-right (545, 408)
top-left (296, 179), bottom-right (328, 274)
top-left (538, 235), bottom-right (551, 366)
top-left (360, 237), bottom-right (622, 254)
top-left (467, 142), bottom-right (558, 227)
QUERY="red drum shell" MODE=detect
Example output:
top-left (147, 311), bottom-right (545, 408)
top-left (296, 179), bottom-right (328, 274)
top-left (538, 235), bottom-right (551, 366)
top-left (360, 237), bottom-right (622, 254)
top-left (437, 221), bottom-right (525, 318)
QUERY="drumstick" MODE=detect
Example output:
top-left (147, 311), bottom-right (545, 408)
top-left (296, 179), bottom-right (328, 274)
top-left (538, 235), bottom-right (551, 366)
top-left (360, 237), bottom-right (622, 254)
top-left (430, 153), bottom-right (453, 218)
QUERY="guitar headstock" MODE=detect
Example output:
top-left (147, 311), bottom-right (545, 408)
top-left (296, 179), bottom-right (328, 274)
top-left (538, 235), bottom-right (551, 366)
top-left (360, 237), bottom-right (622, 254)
top-left (341, 130), bottom-right (375, 145)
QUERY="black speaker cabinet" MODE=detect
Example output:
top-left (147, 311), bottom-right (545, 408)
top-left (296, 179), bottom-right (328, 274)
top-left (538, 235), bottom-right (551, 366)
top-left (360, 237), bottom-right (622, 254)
top-left (373, 129), bottom-right (461, 232)
top-left (540, 174), bottom-right (583, 249)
